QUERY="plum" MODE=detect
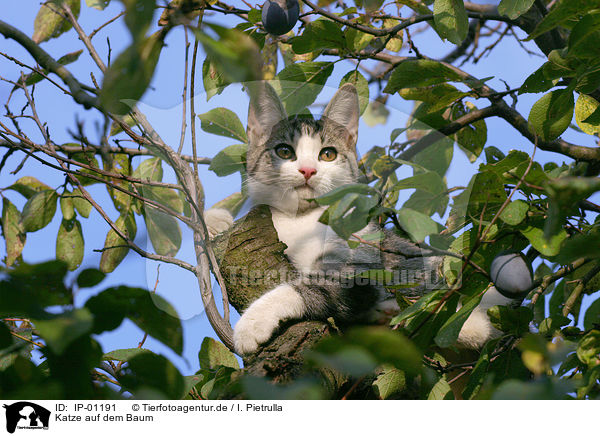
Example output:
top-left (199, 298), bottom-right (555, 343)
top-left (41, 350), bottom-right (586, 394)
top-left (490, 251), bottom-right (533, 298)
top-left (261, 0), bottom-right (299, 35)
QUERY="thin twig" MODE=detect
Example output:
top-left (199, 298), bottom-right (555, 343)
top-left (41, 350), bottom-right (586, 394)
top-left (178, 28), bottom-right (190, 155)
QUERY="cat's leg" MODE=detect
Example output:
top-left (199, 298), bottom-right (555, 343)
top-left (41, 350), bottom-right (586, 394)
top-left (233, 283), bottom-right (307, 355)
top-left (204, 208), bottom-right (234, 238)
top-left (457, 286), bottom-right (515, 349)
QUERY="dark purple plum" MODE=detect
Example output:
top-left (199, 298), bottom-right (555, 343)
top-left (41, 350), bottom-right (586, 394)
top-left (261, 0), bottom-right (299, 35)
top-left (490, 251), bottom-right (533, 298)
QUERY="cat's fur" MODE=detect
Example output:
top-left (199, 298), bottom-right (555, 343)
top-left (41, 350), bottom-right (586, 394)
top-left (206, 82), bottom-right (515, 355)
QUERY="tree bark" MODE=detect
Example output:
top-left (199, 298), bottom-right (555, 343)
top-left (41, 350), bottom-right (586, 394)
top-left (213, 206), bottom-right (334, 383)
top-left (212, 206), bottom-right (433, 399)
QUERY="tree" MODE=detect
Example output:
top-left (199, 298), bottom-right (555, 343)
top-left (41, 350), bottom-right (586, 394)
top-left (0, 0), bottom-right (599, 400)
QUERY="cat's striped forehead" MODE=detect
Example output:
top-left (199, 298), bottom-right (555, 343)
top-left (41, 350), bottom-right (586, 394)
top-left (249, 114), bottom-right (356, 151)
top-left (246, 114), bottom-right (358, 177)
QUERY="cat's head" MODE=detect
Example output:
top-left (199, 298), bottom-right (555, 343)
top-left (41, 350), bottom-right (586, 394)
top-left (245, 82), bottom-right (361, 214)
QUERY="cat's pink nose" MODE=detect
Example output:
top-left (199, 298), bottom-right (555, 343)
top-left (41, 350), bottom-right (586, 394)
top-left (299, 167), bottom-right (317, 181)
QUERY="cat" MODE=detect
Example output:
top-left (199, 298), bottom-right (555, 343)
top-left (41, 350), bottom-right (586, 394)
top-left (205, 82), bottom-right (519, 355)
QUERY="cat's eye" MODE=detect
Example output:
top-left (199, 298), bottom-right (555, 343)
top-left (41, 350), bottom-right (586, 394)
top-left (319, 147), bottom-right (338, 162)
top-left (274, 144), bottom-right (295, 160)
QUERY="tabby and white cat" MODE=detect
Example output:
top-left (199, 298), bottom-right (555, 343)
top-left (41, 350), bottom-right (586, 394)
top-left (205, 82), bottom-right (517, 355)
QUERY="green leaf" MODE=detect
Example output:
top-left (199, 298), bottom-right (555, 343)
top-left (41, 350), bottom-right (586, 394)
top-left (0, 261), bottom-right (70, 318)
top-left (119, 353), bottom-right (185, 399)
top-left (538, 315), bottom-right (570, 336)
top-left (567, 12), bottom-right (600, 59)
top-left (0, 325), bottom-right (31, 372)
top-left (33, 0), bottom-right (80, 44)
top-left (575, 59), bottom-right (600, 94)
top-left (21, 190), bottom-right (58, 233)
top-left (1, 198), bottom-right (26, 267)
top-left (86, 0), bottom-right (111, 10)
top-left (340, 70), bottom-right (369, 115)
top-left (399, 83), bottom-right (468, 112)
top-left (544, 176), bottom-right (600, 238)
top-left (109, 113), bottom-right (137, 136)
top-left (56, 219), bottom-right (84, 271)
top-left (492, 378), bottom-right (574, 400)
top-left (198, 108), bottom-right (247, 142)
top-left (396, 207), bottom-right (442, 242)
top-left (211, 192), bottom-right (247, 217)
top-left (103, 348), bottom-right (151, 361)
top-left (292, 19), bottom-right (345, 54)
top-left (584, 298), bottom-right (600, 331)
top-left (143, 208), bottom-right (182, 257)
top-left (362, 100), bottom-right (390, 127)
top-left (528, 0), bottom-right (600, 40)
top-left (384, 59), bottom-right (463, 94)
top-left (391, 171), bottom-right (446, 196)
top-left (76, 268), bottom-right (106, 288)
top-left (122, 0), bottom-right (155, 41)
top-left (372, 365), bottom-right (406, 399)
top-left (390, 290), bottom-right (444, 325)
top-left (487, 305), bottom-right (533, 335)
top-left (461, 339), bottom-right (498, 399)
top-left (309, 327), bottom-right (422, 377)
top-left (85, 286), bottom-right (183, 355)
top-left (202, 57), bottom-right (230, 101)
top-left (520, 226), bottom-right (567, 257)
top-left (198, 337), bottom-right (240, 370)
top-left (141, 186), bottom-right (184, 215)
top-left (345, 27), bottom-right (375, 52)
top-left (324, 193), bottom-right (379, 240)
top-left (70, 152), bottom-right (101, 186)
top-left (314, 183), bottom-right (376, 205)
top-left (433, 0), bottom-right (469, 44)
top-left (454, 102), bottom-right (487, 162)
top-left (194, 24), bottom-right (262, 84)
top-left (498, 0), bottom-right (535, 19)
top-left (528, 89), bottom-right (574, 141)
top-left (99, 35), bottom-right (163, 115)
top-left (576, 330), bottom-right (600, 366)
top-left (362, 0), bottom-right (384, 12)
top-left (33, 308), bottom-right (93, 355)
top-left (499, 200), bottom-right (528, 225)
top-left (59, 193), bottom-right (75, 221)
top-left (428, 375), bottom-right (454, 399)
top-left (272, 62), bottom-right (335, 114)
top-left (575, 94), bottom-right (600, 135)
top-left (519, 65), bottom-right (556, 94)
top-left (132, 157), bottom-right (163, 182)
top-left (68, 188), bottom-right (92, 218)
top-left (434, 294), bottom-right (483, 348)
top-left (404, 189), bottom-right (448, 217)
top-left (7, 176), bottom-right (52, 199)
top-left (396, 0), bottom-right (432, 14)
top-left (99, 212), bottom-right (137, 273)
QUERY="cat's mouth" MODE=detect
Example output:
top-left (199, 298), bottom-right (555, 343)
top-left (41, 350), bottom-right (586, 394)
top-left (294, 184), bottom-right (316, 198)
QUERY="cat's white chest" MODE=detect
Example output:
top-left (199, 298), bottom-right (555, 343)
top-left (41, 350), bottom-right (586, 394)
top-left (271, 207), bottom-right (330, 273)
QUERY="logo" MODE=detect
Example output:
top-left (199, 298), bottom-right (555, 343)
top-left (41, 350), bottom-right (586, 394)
top-left (3, 402), bottom-right (50, 433)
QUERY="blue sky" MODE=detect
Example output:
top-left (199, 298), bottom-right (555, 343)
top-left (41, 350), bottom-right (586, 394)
top-left (1, 0), bottom-right (598, 374)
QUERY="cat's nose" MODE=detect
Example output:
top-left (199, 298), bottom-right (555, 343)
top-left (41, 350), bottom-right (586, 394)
top-left (299, 167), bottom-right (317, 181)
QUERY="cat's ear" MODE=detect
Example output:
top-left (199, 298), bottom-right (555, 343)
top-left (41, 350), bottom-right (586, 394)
top-left (323, 83), bottom-right (359, 147)
top-left (247, 81), bottom-right (287, 146)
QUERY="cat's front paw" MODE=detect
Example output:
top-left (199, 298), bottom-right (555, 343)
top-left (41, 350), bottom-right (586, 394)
top-left (233, 311), bottom-right (280, 355)
top-left (204, 208), bottom-right (234, 238)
